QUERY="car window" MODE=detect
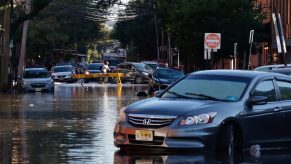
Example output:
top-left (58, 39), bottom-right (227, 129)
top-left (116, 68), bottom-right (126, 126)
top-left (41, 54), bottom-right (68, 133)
top-left (252, 80), bottom-right (276, 102)
top-left (134, 63), bottom-right (152, 71)
top-left (255, 67), bottom-right (271, 72)
top-left (53, 66), bottom-right (73, 72)
top-left (23, 70), bottom-right (50, 78)
top-left (276, 80), bottom-right (291, 100)
top-left (124, 64), bottom-right (131, 70)
top-left (88, 64), bottom-right (102, 70)
top-left (117, 64), bottom-right (124, 69)
top-left (157, 69), bottom-right (184, 79)
top-left (161, 74), bottom-right (250, 101)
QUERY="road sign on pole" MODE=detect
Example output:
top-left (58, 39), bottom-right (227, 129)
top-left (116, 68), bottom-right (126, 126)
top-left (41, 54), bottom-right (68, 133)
top-left (204, 33), bottom-right (221, 50)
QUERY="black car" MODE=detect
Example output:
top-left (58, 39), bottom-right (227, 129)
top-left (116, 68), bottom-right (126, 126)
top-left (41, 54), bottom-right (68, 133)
top-left (148, 67), bottom-right (185, 94)
top-left (113, 62), bottom-right (153, 84)
top-left (114, 70), bottom-right (291, 158)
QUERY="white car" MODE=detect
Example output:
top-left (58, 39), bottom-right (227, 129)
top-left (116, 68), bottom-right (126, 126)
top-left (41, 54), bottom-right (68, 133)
top-left (21, 68), bottom-right (54, 92)
top-left (254, 64), bottom-right (291, 72)
top-left (51, 65), bottom-right (76, 82)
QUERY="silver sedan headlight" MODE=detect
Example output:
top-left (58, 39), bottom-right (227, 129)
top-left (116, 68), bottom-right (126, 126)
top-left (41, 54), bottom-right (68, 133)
top-left (180, 112), bottom-right (217, 125)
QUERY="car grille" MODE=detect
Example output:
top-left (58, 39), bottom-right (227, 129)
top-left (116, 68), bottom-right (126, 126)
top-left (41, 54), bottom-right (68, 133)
top-left (128, 114), bottom-right (176, 128)
top-left (128, 135), bottom-right (164, 145)
top-left (31, 83), bottom-right (46, 88)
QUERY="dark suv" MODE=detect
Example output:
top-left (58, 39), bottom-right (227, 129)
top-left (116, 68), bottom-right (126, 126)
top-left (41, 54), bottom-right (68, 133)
top-left (113, 62), bottom-right (153, 84)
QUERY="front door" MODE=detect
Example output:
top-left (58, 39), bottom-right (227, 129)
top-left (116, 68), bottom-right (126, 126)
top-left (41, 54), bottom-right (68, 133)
top-left (242, 80), bottom-right (286, 145)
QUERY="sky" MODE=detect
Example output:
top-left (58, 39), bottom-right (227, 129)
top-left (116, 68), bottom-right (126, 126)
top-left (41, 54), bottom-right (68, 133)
top-left (105, 0), bottom-right (131, 30)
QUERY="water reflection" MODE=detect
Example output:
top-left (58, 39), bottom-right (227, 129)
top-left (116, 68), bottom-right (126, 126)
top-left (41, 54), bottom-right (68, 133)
top-left (114, 148), bottom-right (291, 164)
top-left (0, 84), bottom-right (147, 164)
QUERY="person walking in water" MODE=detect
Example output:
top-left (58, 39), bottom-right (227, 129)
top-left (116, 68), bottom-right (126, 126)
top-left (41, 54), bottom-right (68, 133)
top-left (101, 60), bottom-right (110, 83)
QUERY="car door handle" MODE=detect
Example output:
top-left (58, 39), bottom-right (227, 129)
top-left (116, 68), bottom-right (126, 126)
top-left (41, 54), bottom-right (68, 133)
top-left (274, 107), bottom-right (282, 112)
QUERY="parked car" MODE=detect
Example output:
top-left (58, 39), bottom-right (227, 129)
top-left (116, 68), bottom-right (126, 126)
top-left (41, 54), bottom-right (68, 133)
top-left (84, 63), bottom-right (103, 82)
top-left (268, 67), bottom-right (291, 76)
top-left (142, 61), bottom-right (158, 70)
top-left (86, 63), bottom-right (102, 74)
top-left (254, 64), bottom-right (291, 72)
top-left (21, 68), bottom-right (54, 92)
top-left (113, 62), bottom-right (153, 84)
top-left (114, 70), bottom-right (291, 158)
top-left (51, 65), bottom-right (76, 82)
top-left (148, 67), bottom-right (185, 95)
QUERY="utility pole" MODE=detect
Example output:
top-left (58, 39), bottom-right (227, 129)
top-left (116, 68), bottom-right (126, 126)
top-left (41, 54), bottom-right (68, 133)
top-left (167, 32), bottom-right (171, 67)
top-left (248, 30), bottom-right (254, 70)
top-left (153, 3), bottom-right (160, 65)
top-left (0, 0), bottom-right (11, 91)
top-left (17, 0), bottom-right (31, 77)
top-left (233, 43), bottom-right (237, 69)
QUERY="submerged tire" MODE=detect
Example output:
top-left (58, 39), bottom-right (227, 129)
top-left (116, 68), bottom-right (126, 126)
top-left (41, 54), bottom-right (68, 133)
top-left (216, 124), bottom-right (242, 161)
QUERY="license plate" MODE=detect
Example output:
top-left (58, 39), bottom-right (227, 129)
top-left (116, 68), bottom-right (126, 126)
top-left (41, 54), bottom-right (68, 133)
top-left (35, 88), bottom-right (42, 92)
top-left (135, 130), bottom-right (153, 141)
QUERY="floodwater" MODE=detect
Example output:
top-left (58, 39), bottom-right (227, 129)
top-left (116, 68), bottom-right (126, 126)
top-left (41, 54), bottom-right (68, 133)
top-left (0, 83), bottom-right (146, 164)
top-left (0, 83), bottom-right (291, 164)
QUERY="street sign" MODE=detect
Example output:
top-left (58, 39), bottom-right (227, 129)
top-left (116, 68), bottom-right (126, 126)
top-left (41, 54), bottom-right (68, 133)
top-left (204, 33), bottom-right (221, 49)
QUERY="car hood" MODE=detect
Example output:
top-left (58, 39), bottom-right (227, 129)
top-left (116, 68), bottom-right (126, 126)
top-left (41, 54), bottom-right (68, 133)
top-left (126, 97), bottom-right (223, 116)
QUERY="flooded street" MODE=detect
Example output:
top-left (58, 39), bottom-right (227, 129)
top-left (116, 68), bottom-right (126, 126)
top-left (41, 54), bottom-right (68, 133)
top-left (0, 83), bottom-right (146, 164)
top-left (0, 83), bottom-right (291, 164)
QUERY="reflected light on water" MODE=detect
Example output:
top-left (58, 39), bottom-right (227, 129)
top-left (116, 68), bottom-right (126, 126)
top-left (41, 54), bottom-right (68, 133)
top-left (0, 84), bottom-right (148, 164)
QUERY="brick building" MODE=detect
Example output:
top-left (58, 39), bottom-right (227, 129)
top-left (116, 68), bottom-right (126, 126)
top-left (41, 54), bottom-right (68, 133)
top-left (251, 0), bottom-right (291, 68)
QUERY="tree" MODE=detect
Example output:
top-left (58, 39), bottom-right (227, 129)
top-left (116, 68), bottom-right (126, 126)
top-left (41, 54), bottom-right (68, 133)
top-left (157, 0), bottom-right (266, 70)
top-left (111, 0), bottom-right (157, 61)
top-left (11, 0), bottom-right (119, 65)
top-left (112, 0), bottom-right (266, 71)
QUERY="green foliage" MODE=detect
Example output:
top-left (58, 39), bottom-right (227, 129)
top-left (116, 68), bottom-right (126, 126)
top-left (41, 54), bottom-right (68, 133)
top-left (12, 0), bottom-right (118, 63)
top-left (111, 0), bottom-right (157, 61)
top-left (158, 0), bottom-right (265, 69)
top-left (113, 0), bottom-right (266, 70)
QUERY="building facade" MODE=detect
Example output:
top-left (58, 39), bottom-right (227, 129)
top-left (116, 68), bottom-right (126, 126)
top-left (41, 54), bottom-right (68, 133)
top-left (252, 0), bottom-right (291, 68)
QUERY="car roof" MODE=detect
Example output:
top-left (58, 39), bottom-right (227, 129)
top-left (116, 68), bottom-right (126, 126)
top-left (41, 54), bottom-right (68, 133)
top-left (155, 67), bottom-right (183, 71)
top-left (24, 68), bottom-right (48, 71)
top-left (142, 61), bottom-right (158, 64)
top-left (269, 67), bottom-right (291, 73)
top-left (124, 62), bottom-right (141, 64)
top-left (190, 69), bottom-right (287, 79)
top-left (254, 64), bottom-right (291, 70)
top-left (88, 63), bottom-right (102, 65)
top-left (53, 65), bottom-right (73, 68)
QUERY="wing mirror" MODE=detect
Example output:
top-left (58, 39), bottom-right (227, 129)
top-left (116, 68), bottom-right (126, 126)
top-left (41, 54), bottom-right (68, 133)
top-left (249, 96), bottom-right (268, 106)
